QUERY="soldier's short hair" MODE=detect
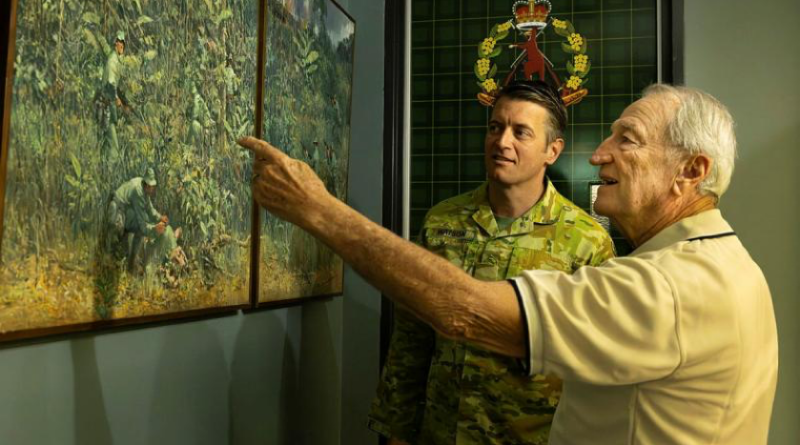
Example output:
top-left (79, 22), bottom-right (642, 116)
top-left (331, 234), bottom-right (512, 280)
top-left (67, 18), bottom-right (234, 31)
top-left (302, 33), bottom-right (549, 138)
top-left (496, 80), bottom-right (568, 146)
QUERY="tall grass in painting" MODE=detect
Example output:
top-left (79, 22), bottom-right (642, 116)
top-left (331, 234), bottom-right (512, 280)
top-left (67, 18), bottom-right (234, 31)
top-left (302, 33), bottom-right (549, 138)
top-left (0, 0), bottom-right (258, 334)
top-left (260, 0), bottom-right (354, 302)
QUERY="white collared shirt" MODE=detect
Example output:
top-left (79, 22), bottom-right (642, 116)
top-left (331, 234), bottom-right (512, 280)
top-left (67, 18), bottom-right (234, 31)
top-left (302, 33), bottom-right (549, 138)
top-left (512, 209), bottom-right (778, 444)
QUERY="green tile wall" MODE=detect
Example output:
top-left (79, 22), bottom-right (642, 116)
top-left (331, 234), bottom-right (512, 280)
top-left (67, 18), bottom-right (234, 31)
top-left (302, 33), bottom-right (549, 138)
top-left (410, 0), bottom-right (660, 254)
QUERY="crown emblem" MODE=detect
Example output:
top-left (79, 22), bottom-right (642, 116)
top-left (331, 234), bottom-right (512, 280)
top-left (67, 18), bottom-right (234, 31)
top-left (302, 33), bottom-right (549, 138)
top-left (513, 0), bottom-right (552, 31)
top-left (475, 1), bottom-right (591, 107)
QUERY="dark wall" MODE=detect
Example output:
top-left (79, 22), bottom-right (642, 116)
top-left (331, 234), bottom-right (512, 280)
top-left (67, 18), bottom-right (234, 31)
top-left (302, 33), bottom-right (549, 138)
top-left (408, 0), bottom-right (662, 254)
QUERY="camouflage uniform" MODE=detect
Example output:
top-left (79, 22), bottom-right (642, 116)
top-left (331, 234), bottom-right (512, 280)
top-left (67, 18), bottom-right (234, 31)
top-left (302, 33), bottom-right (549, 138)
top-left (368, 180), bottom-right (614, 444)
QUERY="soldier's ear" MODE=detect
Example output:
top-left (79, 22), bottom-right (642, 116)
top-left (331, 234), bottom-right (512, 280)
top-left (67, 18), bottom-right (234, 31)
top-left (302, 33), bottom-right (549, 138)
top-left (545, 138), bottom-right (565, 166)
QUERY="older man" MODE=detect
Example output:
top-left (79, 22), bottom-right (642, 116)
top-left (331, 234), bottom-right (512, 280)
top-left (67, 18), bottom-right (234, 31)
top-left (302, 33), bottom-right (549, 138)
top-left (239, 84), bottom-right (778, 444)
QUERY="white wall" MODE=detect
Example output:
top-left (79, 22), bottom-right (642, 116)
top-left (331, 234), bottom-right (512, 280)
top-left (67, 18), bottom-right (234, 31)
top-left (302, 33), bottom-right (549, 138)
top-left (0, 0), bottom-right (383, 443)
top-left (684, 1), bottom-right (800, 443)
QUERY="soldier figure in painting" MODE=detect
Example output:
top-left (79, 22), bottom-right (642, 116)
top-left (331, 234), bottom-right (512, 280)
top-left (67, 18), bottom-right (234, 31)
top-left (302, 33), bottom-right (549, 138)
top-left (98, 31), bottom-right (127, 162)
top-left (107, 168), bottom-right (169, 272)
top-left (188, 82), bottom-right (215, 149)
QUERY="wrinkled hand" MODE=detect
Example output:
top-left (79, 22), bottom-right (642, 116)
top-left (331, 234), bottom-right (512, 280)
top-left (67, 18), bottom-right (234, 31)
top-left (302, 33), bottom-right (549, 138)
top-left (237, 137), bottom-right (332, 228)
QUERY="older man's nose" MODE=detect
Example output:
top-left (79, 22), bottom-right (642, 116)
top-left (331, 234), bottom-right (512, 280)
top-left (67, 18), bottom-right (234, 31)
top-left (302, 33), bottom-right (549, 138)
top-left (590, 150), bottom-right (612, 165)
top-left (589, 138), bottom-right (614, 165)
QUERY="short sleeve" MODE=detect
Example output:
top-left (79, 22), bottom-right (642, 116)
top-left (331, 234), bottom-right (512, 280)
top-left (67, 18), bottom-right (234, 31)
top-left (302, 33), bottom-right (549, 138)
top-left (511, 257), bottom-right (681, 385)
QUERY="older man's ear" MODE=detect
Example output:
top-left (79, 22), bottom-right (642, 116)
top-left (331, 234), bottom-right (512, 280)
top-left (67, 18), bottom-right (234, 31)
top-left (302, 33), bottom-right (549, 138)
top-left (672, 154), bottom-right (713, 196)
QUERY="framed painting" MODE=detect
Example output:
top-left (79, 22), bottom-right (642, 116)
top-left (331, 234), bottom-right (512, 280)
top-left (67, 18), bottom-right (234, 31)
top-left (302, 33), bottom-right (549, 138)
top-left (0, 0), bottom-right (260, 341)
top-left (257, 0), bottom-right (354, 305)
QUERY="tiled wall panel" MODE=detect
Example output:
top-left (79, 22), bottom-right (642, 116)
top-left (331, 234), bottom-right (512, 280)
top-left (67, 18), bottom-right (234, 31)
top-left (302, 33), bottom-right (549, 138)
top-left (410, 0), bottom-right (660, 254)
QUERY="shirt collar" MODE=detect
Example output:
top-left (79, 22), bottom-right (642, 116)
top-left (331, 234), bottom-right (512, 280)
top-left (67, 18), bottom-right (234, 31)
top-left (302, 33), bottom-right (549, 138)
top-left (631, 209), bottom-right (734, 256)
top-left (469, 179), bottom-right (562, 236)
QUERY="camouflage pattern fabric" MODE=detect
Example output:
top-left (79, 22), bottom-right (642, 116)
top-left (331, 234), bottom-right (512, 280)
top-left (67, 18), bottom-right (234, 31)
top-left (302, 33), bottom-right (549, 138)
top-left (367, 180), bottom-right (615, 444)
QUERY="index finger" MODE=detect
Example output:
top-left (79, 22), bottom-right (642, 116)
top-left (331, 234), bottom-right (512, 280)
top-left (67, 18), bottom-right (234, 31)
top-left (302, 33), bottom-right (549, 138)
top-left (237, 137), bottom-right (286, 163)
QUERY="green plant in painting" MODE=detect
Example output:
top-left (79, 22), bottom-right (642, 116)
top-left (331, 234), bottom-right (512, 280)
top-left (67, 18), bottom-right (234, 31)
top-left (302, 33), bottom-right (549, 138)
top-left (0, 0), bottom-right (258, 330)
top-left (260, 0), bottom-right (354, 301)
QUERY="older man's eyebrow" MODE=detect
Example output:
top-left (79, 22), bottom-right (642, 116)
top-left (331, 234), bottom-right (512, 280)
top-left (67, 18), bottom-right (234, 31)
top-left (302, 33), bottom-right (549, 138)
top-left (611, 119), bottom-right (647, 142)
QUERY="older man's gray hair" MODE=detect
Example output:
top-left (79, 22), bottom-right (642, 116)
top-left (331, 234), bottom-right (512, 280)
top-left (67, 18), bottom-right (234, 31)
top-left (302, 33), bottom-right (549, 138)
top-left (643, 84), bottom-right (737, 200)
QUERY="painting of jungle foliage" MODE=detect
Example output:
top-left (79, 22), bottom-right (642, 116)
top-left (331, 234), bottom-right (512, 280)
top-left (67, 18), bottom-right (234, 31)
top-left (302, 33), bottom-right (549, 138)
top-left (0, 0), bottom-right (258, 337)
top-left (259, 0), bottom-right (353, 303)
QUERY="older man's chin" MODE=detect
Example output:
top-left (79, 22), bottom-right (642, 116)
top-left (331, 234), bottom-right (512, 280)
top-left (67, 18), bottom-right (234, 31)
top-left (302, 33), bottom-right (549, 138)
top-left (592, 194), bottom-right (618, 220)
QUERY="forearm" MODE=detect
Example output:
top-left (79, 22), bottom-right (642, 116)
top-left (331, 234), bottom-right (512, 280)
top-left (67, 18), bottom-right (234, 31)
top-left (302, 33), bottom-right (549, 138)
top-left (303, 195), bottom-right (526, 358)
top-left (241, 136), bottom-right (527, 356)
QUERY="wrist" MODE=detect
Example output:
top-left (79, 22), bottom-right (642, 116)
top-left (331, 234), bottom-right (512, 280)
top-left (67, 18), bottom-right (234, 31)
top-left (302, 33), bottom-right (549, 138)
top-left (305, 192), bottom-right (342, 233)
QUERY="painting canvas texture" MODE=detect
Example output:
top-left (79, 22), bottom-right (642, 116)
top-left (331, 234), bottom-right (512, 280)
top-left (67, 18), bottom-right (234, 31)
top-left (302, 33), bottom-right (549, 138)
top-left (259, 0), bottom-right (354, 303)
top-left (0, 0), bottom-right (258, 337)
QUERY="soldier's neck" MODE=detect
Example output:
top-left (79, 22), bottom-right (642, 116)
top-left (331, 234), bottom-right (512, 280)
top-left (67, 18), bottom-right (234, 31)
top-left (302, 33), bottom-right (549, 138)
top-left (487, 179), bottom-right (545, 219)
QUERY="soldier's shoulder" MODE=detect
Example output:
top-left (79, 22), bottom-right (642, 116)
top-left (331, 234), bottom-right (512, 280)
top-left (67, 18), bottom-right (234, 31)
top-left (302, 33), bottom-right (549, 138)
top-left (130, 178), bottom-right (146, 195)
top-left (424, 190), bottom-right (477, 223)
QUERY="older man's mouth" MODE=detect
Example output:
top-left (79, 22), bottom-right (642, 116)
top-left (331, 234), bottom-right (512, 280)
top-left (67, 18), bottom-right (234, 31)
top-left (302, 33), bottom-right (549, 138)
top-left (599, 175), bottom-right (618, 186)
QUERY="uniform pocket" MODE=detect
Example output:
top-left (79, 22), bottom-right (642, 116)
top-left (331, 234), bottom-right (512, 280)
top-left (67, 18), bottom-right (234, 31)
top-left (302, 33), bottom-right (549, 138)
top-left (507, 247), bottom-right (571, 277)
top-left (424, 228), bottom-right (474, 268)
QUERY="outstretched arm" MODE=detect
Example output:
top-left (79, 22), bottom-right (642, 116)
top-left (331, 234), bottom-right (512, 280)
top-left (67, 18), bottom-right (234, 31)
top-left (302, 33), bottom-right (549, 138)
top-left (239, 137), bottom-right (525, 358)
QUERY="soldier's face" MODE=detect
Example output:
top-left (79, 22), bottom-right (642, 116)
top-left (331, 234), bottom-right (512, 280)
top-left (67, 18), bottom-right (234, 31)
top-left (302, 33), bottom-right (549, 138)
top-left (484, 98), bottom-right (563, 190)
top-left (590, 95), bottom-right (679, 228)
top-left (143, 184), bottom-right (156, 196)
top-left (115, 41), bottom-right (125, 55)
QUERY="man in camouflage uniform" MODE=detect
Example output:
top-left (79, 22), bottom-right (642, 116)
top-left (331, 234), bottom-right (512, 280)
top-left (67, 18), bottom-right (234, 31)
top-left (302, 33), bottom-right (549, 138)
top-left (98, 31), bottom-right (126, 162)
top-left (367, 81), bottom-right (615, 444)
top-left (107, 168), bottom-right (169, 272)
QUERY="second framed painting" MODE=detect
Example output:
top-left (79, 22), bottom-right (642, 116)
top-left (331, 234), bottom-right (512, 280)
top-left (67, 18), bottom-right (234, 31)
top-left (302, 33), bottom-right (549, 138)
top-left (258, 0), bottom-right (355, 305)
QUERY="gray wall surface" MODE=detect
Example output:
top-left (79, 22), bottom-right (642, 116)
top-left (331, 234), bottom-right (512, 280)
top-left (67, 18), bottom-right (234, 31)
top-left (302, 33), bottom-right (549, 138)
top-left (0, 0), bottom-right (383, 443)
top-left (684, 1), bottom-right (799, 443)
